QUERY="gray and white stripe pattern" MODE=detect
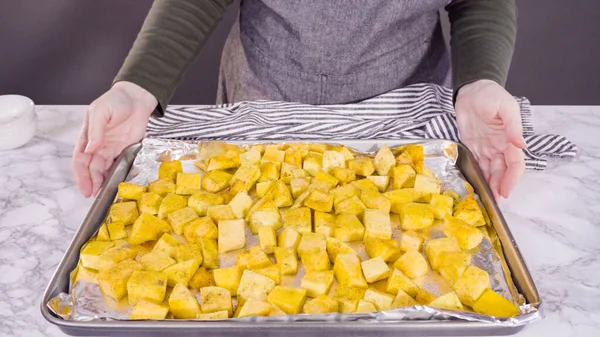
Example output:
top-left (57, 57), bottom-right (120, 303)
top-left (147, 83), bottom-right (577, 170)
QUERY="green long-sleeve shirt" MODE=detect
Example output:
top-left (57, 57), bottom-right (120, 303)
top-left (114, 0), bottom-right (516, 114)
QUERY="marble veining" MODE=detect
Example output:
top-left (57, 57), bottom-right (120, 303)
top-left (0, 105), bottom-right (598, 337)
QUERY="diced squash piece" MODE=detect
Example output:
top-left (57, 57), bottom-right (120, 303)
top-left (282, 207), bottom-right (312, 233)
top-left (386, 268), bottom-right (419, 297)
top-left (279, 162), bottom-right (297, 184)
top-left (304, 191), bottom-right (333, 213)
top-left (333, 213), bottom-right (365, 242)
top-left (333, 286), bottom-right (365, 314)
top-left (314, 211), bottom-right (335, 238)
top-left (391, 164), bottom-right (416, 189)
top-left (188, 191), bottom-right (223, 216)
top-left (325, 237), bottom-right (357, 263)
top-left (363, 288), bottom-right (394, 311)
top-left (290, 177), bottom-right (311, 199)
top-left (196, 310), bottom-right (229, 320)
top-left (360, 189), bottom-right (391, 213)
top-left (250, 209), bottom-right (282, 234)
top-left (439, 251), bottom-right (471, 271)
top-left (356, 299), bottom-right (377, 313)
top-left (213, 266), bottom-right (244, 296)
top-left (428, 291), bottom-right (464, 311)
top-left (395, 144), bottom-right (424, 173)
top-left (333, 253), bottom-right (367, 288)
top-left (189, 267), bottom-right (215, 290)
top-left (256, 181), bottom-right (276, 198)
top-left (384, 188), bottom-right (419, 214)
top-left (228, 191), bottom-right (253, 219)
top-left (138, 192), bottom-right (163, 215)
top-left (352, 178), bottom-right (379, 193)
top-left (139, 251), bottom-right (175, 272)
top-left (152, 233), bottom-right (180, 257)
top-left (393, 251), bottom-right (429, 279)
top-left (259, 162), bottom-right (280, 183)
top-left (236, 246), bottom-right (272, 270)
top-left (184, 217), bottom-right (218, 242)
top-left (96, 224), bottom-right (110, 241)
top-left (303, 295), bottom-right (339, 314)
top-left (148, 179), bottom-right (176, 197)
top-left (367, 176), bottom-right (389, 193)
top-left (273, 247), bottom-right (298, 275)
top-left (168, 207), bottom-right (199, 235)
top-left (97, 246), bottom-right (139, 271)
top-left (252, 264), bottom-right (281, 285)
top-left (175, 173), bottom-right (202, 195)
top-left (238, 298), bottom-right (273, 318)
top-left (392, 290), bottom-right (419, 309)
top-left (129, 213), bottom-right (171, 245)
top-left (335, 196), bottom-right (366, 217)
top-left (218, 219), bottom-right (246, 253)
top-left (168, 283), bottom-right (202, 319)
top-left (269, 181), bottom-right (294, 208)
top-left (413, 174), bottom-right (441, 202)
top-left (322, 151), bottom-right (346, 173)
top-left (453, 266), bottom-right (491, 307)
top-left (130, 300), bottom-right (169, 320)
top-left (118, 182), bottom-right (146, 201)
top-left (207, 205), bottom-right (237, 223)
top-left (443, 215), bottom-right (483, 250)
top-left (96, 259), bottom-right (141, 300)
top-left (303, 152), bottom-right (324, 177)
top-left (373, 145), bottom-right (395, 176)
top-left (363, 209), bottom-right (392, 240)
top-left (202, 170), bottom-right (232, 193)
top-left (207, 153), bottom-right (240, 172)
top-left (200, 238), bottom-right (219, 269)
top-left (399, 203), bottom-right (434, 230)
top-left (430, 194), bottom-right (454, 219)
top-left (278, 227), bottom-right (302, 250)
top-left (158, 160), bottom-right (183, 181)
top-left (364, 238), bottom-right (401, 262)
top-left (266, 286), bottom-right (307, 315)
top-left (200, 286), bottom-right (232, 316)
top-left (237, 269), bottom-right (276, 302)
top-left (258, 226), bottom-right (277, 254)
top-left (173, 243), bottom-right (204, 265)
top-left (284, 147), bottom-right (303, 168)
top-left (109, 201), bottom-right (139, 226)
top-left (106, 221), bottom-right (127, 240)
top-left (300, 250), bottom-right (331, 272)
top-left (424, 237), bottom-right (461, 271)
top-left (399, 230), bottom-right (424, 251)
top-left (472, 289), bottom-right (520, 318)
top-left (361, 257), bottom-right (391, 283)
top-left (331, 167), bottom-right (356, 184)
top-left (443, 189), bottom-right (462, 203)
top-left (332, 184), bottom-right (361, 207)
top-left (348, 157), bottom-right (375, 177)
top-left (163, 259), bottom-right (200, 287)
top-left (454, 195), bottom-right (486, 227)
top-left (240, 150), bottom-right (261, 166)
top-left (297, 232), bottom-right (327, 257)
top-left (261, 148), bottom-right (285, 167)
top-left (414, 289), bottom-right (436, 305)
top-left (80, 241), bottom-right (116, 270)
top-left (157, 193), bottom-right (187, 219)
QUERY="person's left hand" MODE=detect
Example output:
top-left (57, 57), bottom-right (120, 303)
top-left (454, 79), bottom-right (527, 201)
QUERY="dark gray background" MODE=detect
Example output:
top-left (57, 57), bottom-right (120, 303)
top-left (1, 0), bottom-right (598, 105)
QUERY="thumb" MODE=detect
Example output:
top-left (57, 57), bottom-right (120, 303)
top-left (84, 100), bottom-right (111, 154)
top-left (498, 98), bottom-right (527, 149)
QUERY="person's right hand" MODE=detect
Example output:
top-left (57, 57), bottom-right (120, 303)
top-left (72, 81), bottom-right (157, 198)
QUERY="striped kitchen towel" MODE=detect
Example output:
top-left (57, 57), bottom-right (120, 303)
top-left (146, 83), bottom-right (577, 170)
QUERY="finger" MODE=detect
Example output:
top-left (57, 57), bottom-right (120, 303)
top-left (501, 145), bottom-right (526, 198)
top-left (89, 153), bottom-right (107, 197)
top-left (479, 157), bottom-right (492, 184)
top-left (72, 118), bottom-right (93, 197)
top-left (489, 154), bottom-right (506, 201)
top-left (498, 98), bottom-right (527, 149)
top-left (84, 101), bottom-right (111, 154)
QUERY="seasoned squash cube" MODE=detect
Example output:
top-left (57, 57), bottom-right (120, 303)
top-left (361, 257), bottom-right (391, 283)
top-left (207, 205), bottom-right (237, 223)
top-left (168, 207), bottom-right (199, 235)
top-left (453, 266), bottom-right (491, 307)
top-left (307, 180), bottom-right (337, 194)
top-left (393, 251), bottom-right (429, 279)
top-left (363, 209), bottom-right (392, 240)
top-left (230, 164), bottom-right (261, 191)
top-left (332, 145), bottom-right (355, 160)
top-left (200, 238), bottom-right (219, 269)
top-left (348, 157), bottom-right (375, 177)
top-left (153, 233), bottom-right (180, 257)
top-left (96, 246), bottom-right (139, 271)
top-left (250, 209), bottom-right (282, 234)
top-left (309, 143), bottom-right (329, 153)
top-left (304, 191), bottom-right (333, 213)
top-left (282, 207), bottom-right (312, 233)
top-left (127, 270), bottom-right (167, 305)
top-left (236, 246), bottom-right (272, 270)
top-left (290, 177), bottom-right (311, 199)
top-left (333, 286), bottom-right (364, 313)
top-left (363, 288), bottom-right (394, 311)
top-left (168, 283), bottom-right (202, 318)
top-left (163, 259), bottom-right (200, 287)
top-left (106, 221), bottom-right (127, 240)
top-left (188, 191), bottom-right (224, 216)
top-left (237, 298), bottom-right (273, 318)
top-left (439, 251), bottom-right (471, 271)
top-left (222, 179), bottom-right (246, 205)
top-left (332, 184), bottom-right (361, 207)
top-left (443, 189), bottom-right (462, 203)
top-left (424, 237), bottom-right (461, 271)
top-left (331, 167), bottom-right (356, 184)
top-left (173, 244), bottom-right (204, 265)
top-left (207, 153), bottom-right (240, 172)
top-left (202, 170), bottom-right (233, 193)
top-left (252, 264), bottom-right (281, 285)
top-left (443, 215), bottom-right (483, 250)
top-left (453, 195), bottom-right (486, 227)
top-left (256, 181), bottom-right (276, 198)
top-left (240, 150), bottom-right (261, 166)
top-left (367, 176), bottom-right (390, 193)
top-left (279, 162), bottom-right (297, 184)
top-left (364, 238), bottom-right (401, 262)
top-left (266, 286), bottom-right (307, 315)
top-left (228, 191), bottom-right (253, 219)
top-left (158, 160), bottom-right (183, 181)
top-left (109, 201), bottom-right (139, 225)
top-left (196, 310), bottom-right (229, 320)
top-left (118, 182), bottom-right (146, 201)
top-left (333, 253), bottom-right (367, 288)
top-left (189, 267), bottom-right (215, 290)
top-left (257, 226), bottom-right (277, 254)
top-left (352, 178), bottom-right (380, 193)
top-left (273, 247), bottom-right (298, 275)
top-left (175, 173), bottom-right (202, 195)
top-left (96, 223), bottom-right (110, 241)
top-left (430, 194), bottom-right (454, 219)
top-left (335, 196), bottom-right (367, 218)
top-left (472, 289), bottom-right (520, 317)
top-left (360, 189), bottom-right (391, 213)
top-left (399, 230), bottom-right (424, 251)
top-left (373, 145), bottom-right (395, 176)
top-left (415, 288), bottom-right (437, 305)
top-left (333, 213), bottom-right (365, 242)
top-left (297, 232), bottom-right (327, 257)
top-left (157, 193), bottom-right (187, 219)
top-left (200, 286), bottom-right (232, 316)
top-left (218, 219), bottom-right (246, 253)
top-left (258, 162), bottom-right (280, 182)
top-left (311, 212), bottom-right (334, 238)
top-left (303, 295), bottom-right (339, 314)
top-left (413, 174), bottom-right (441, 202)
top-left (148, 179), bottom-right (176, 197)
top-left (386, 268), bottom-right (419, 297)
top-left (426, 291), bottom-right (462, 311)
top-left (438, 263), bottom-right (467, 286)
top-left (96, 259), bottom-right (141, 300)
top-left (284, 147), bottom-right (303, 168)
top-left (184, 217), bottom-right (218, 242)
top-left (130, 213), bottom-right (171, 245)
top-left (395, 144), bottom-right (424, 172)
top-left (237, 269), bottom-right (276, 302)
top-left (391, 164), bottom-right (416, 189)
top-left (138, 192), bottom-right (163, 215)
top-left (325, 237), bottom-right (357, 263)
top-left (268, 181), bottom-right (294, 208)
top-left (139, 251), bottom-right (176, 272)
top-left (384, 188), bottom-right (419, 214)
top-left (391, 290), bottom-right (419, 309)
top-left (213, 265), bottom-right (243, 296)
top-left (80, 241), bottom-right (116, 270)
top-left (129, 300), bottom-right (169, 320)
top-left (322, 150), bottom-right (346, 173)
top-left (300, 250), bottom-right (331, 273)
top-left (356, 299), bottom-right (377, 313)
top-left (399, 203), bottom-right (434, 230)
top-left (303, 151), bottom-right (324, 177)
top-left (278, 227), bottom-right (302, 250)
top-left (261, 148), bottom-right (285, 167)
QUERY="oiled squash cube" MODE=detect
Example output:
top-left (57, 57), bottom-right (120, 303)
top-left (256, 181), bottom-right (276, 198)
top-left (297, 232), bottom-right (327, 257)
top-left (200, 286), bottom-right (232, 316)
top-left (236, 246), bottom-right (272, 270)
top-left (106, 221), bottom-right (127, 240)
top-left (391, 290), bottom-right (419, 309)
top-left (188, 191), bottom-right (224, 216)
top-left (259, 162), bottom-right (280, 182)
top-left (361, 257), bottom-right (391, 283)
top-left (386, 268), bottom-right (419, 297)
top-left (430, 194), bottom-right (454, 219)
top-left (399, 203), bottom-right (434, 231)
top-left (322, 150), bottom-right (346, 172)
top-left (237, 269), bottom-right (277, 302)
top-left (129, 213), bottom-right (171, 245)
top-left (96, 223), bottom-right (110, 241)
top-left (189, 267), bottom-right (215, 290)
top-left (278, 227), bottom-right (302, 250)
top-left (207, 154), bottom-right (240, 171)
top-left (373, 145), bottom-right (395, 176)
top-left (399, 230), bottom-right (424, 251)
top-left (428, 291), bottom-right (463, 311)
top-left (273, 247), bottom-right (298, 275)
top-left (213, 265), bottom-right (244, 296)
top-left (202, 170), bottom-right (233, 193)
top-left (138, 192), bottom-right (163, 215)
top-left (230, 164), bottom-right (261, 191)
top-left (333, 213), bottom-right (365, 242)
top-left (360, 189), bottom-right (391, 213)
top-left (163, 259), bottom-right (200, 287)
top-left (184, 217), bottom-right (218, 242)
top-left (355, 299), bottom-right (377, 313)
top-left (148, 179), bottom-right (176, 197)
top-left (157, 193), bottom-right (187, 219)
top-left (109, 201), bottom-right (139, 226)
top-left (453, 266), bottom-right (490, 307)
top-left (363, 209), bottom-right (392, 240)
top-left (268, 181), bottom-right (294, 208)
top-left (173, 243), bottom-right (204, 265)
top-left (175, 173), bottom-right (202, 195)
top-left (333, 286), bottom-right (365, 313)
top-left (303, 295), bottom-right (339, 314)
top-left (364, 238), bottom-right (401, 262)
top-left (384, 188), bottom-right (419, 214)
top-left (129, 300), bottom-right (169, 320)
top-left (158, 160), bottom-right (182, 181)
top-left (334, 196), bottom-right (366, 217)
top-left (443, 215), bottom-right (483, 250)
top-left (424, 237), bottom-right (460, 271)
top-left (218, 219), bottom-right (246, 253)
top-left (352, 178), bottom-right (379, 193)
top-left (332, 184), bottom-right (361, 207)
top-left (393, 251), bottom-right (429, 279)
top-left (207, 205), bottom-right (237, 224)
top-left (96, 246), bottom-right (138, 271)
top-left (304, 191), bottom-right (333, 213)
top-left (168, 207), bottom-right (199, 235)
top-left (472, 289), bottom-right (520, 318)
top-left (413, 174), bottom-right (441, 202)
top-left (303, 152), bottom-right (324, 177)
top-left (391, 164), bottom-right (416, 189)
top-left (325, 237), bottom-right (357, 263)
top-left (139, 251), bottom-right (175, 272)
top-left (366, 176), bottom-right (390, 193)
top-left (453, 195), bottom-right (486, 227)
top-left (331, 167), bottom-right (356, 184)
top-left (282, 207), bottom-right (312, 233)
top-left (240, 150), bottom-right (261, 166)
top-left (96, 259), bottom-right (141, 300)
top-left (300, 250), bottom-right (331, 272)
top-left (168, 283), bottom-right (202, 319)
top-left (200, 238), bottom-right (219, 269)
top-left (228, 191), bottom-right (254, 219)
top-left (238, 298), bottom-right (273, 318)
top-left (333, 253), bottom-right (367, 288)
top-left (348, 157), bottom-right (375, 177)
top-left (416, 288), bottom-right (437, 305)
top-left (284, 147), bottom-right (303, 168)
top-left (250, 209), bottom-right (282, 234)
top-left (118, 182), bottom-right (146, 201)
top-left (258, 226), bottom-right (277, 254)
top-left (314, 211), bottom-right (335, 237)
top-left (80, 241), bottom-right (116, 270)
top-left (266, 286), bottom-right (307, 315)
top-left (252, 264), bottom-right (281, 285)
top-left (196, 310), bottom-right (229, 320)
top-left (153, 233), bottom-right (180, 257)
top-left (290, 177), bottom-right (311, 199)
top-left (363, 288), bottom-right (394, 311)
top-left (261, 148), bottom-right (285, 166)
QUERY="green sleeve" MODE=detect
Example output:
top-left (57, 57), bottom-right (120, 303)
top-left (113, 0), bottom-right (233, 116)
top-left (445, 0), bottom-right (517, 101)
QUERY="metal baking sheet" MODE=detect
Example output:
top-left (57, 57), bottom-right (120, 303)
top-left (41, 139), bottom-right (541, 337)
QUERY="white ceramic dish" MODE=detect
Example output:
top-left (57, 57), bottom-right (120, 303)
top-left (0, 94), bottom-right (37, 150)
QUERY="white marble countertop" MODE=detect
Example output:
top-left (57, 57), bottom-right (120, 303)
top-left (0, 105), bottom-right (598, 337)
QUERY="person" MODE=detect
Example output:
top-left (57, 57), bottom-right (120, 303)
top-left (72, 0), bottom-right (526, 201)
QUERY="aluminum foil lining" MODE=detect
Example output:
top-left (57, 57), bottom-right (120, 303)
top-left (48, 138), bottom-right (542, 326)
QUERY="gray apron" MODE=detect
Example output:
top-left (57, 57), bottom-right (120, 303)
top-left (216, 0), bottom-right (452, 105)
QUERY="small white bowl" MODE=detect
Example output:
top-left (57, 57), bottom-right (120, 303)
top-left (0, 95), bottom-right (37, 151)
